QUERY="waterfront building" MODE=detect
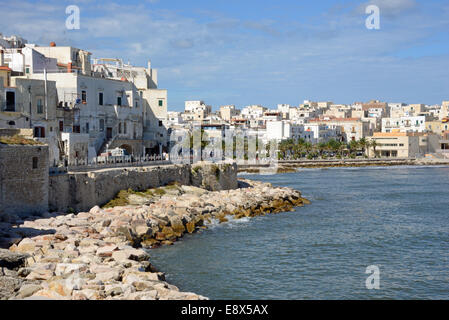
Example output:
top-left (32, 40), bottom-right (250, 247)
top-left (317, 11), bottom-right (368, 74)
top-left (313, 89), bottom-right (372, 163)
top-left (381, 116), bottom-right (427, 133)
top-left (265, 121), bottom-right (339, 144)
top-left (309, 117), bottom-right (371, 142)
top-left (367, 132), bottom-right (440, 158)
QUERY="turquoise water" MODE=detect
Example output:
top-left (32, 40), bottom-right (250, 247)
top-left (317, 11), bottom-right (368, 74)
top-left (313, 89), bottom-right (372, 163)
top-left (150, 166), bottom-right (449, 299)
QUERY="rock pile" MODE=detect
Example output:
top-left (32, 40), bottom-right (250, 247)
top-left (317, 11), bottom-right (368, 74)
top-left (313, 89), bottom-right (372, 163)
top-left (0, 179), bottom-right (308, 300)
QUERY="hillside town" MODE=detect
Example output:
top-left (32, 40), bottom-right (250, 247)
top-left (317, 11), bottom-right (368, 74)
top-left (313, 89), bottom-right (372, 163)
top-left (1, 33), bottom-right (449, 166)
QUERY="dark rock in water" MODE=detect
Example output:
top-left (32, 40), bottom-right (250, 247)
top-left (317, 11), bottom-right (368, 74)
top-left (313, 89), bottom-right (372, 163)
top-left (0, 249), bottom-right (29, 270)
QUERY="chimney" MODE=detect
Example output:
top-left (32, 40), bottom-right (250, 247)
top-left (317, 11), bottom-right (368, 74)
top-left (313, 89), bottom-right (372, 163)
top-left (50, 41), bottom-right (56, 47)
top-left (147, 60), bottom-right (151, 70)
top-left (0, 50), bottom-right (4, 66)
top-left (67, 62), bottom-right (72, 73)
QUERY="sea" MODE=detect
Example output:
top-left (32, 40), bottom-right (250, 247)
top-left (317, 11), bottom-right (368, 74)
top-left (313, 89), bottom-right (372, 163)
top-left (150, 165), bottom-right (449, 299)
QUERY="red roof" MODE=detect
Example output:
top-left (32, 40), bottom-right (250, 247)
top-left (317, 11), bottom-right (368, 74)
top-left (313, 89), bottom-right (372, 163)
top-left (0, 66), bottom-right (12, 71)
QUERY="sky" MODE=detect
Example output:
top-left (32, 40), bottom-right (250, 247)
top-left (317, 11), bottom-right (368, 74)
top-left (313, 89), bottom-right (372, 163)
top-left (1, 0), bottom-right (448, 111)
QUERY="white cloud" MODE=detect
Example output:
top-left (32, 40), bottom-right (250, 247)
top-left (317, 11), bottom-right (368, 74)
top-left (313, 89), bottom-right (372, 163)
top-left (359, 0), bottom-right (417, 16)
top-left (1, 0), bottom-right (448, 108)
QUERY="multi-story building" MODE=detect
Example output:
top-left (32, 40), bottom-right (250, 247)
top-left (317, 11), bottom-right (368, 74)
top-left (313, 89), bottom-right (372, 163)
top-left (1, 35), bottom-right (169, 164)
top-left (324, 104), bottom-right (351, 119)
top-left (219, 105), bottom-right (239, 122)
top-left (184, 100), bottom-right (212, 123)
top-left (362, 100), bottom-right (389, 117)
top-left (426, 120), bottom-right (449, 135)
top-left (367, 132), bottom-right (440, 158)
top-left (277, 104), bottom-right (291, 119)
top-left (440, 101), bottom-right (449, 121)
top-left (241, 105), bottom-right (266, 120)
top-left (165, 111), bottom-right (184, 126)
top-left (265, 121), bottom-right (339, 144)
top-left (309, 117), bottom-right (371, 142)
top-left (381, 116), bottom-right (427, 133)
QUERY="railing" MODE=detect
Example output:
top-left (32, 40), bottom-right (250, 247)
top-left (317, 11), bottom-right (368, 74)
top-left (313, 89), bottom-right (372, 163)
top-left (49, 154), bottom-right (171, 174)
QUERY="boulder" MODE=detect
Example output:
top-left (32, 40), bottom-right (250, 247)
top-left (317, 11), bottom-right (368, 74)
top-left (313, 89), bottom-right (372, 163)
top-left (55, 263), bottom-right (87, 276)
top-left (96, 245), bottom-right (118, 258)
top-left (0, 249), bottom-right (29, 270)
top-left (13, 238), bottom-right (37, 254)
top-left (17, 284), bottom-right (43, 299)
top-left (112, 249), bottom-right (149, 263)
top-left (0, 276), bottom-right (23, 300)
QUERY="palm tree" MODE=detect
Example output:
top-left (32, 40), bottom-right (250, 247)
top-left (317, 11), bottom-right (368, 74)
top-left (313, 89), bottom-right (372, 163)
top-left (358, 138), bottom-right (368, 157)
top-left (317, 142), bottom-right (327, 158)
top-left (349, 140), bottom-right (359, 156)
top-left (326, 139), bottom-right (340, 158)
top-left (368, 139), bottom-right (379, 158)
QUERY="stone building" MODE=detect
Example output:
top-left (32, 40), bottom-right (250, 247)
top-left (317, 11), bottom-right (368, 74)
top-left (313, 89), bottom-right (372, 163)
top-left (0, 142), bottom-right (49, 216)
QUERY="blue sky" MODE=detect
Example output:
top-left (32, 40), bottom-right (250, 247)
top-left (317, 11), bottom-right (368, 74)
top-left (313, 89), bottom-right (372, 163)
top-left (1, 0), bottom-right (448, 111)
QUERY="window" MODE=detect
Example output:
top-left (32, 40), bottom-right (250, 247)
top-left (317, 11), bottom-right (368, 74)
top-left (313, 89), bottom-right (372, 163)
top-left (34, 126), bottom-right (45, 138)
top-left (81, 91), bottom-right (87, 103)
top-left (5, 91), bottom-right (15, 111)
top-left (25, 67), bottom-right (30, 74)
top-left (37, 98), bottom-right (44, 114)
top-left (99, 119), bottom-right (105, 132)
top-left (32, 157), bottom-right (38, 169)
top-left (85, 122), bottom-right (89, 133)
top-left (117, 96), bottom-right (122, 106)
top-left (158, 100), bottom-right (163, 107)
top-left (73, 125), bottom-right (80, 133)
top-left (59, 121), bottom-right (64, 132)
top-left (124, 122), bottom-right (127, 134)
top-left (119, 122), bottom-right (122, 134)
top-left (98, 92), bottom-right (104, 106)
top-left (159, 120), bottom-right (163, 127)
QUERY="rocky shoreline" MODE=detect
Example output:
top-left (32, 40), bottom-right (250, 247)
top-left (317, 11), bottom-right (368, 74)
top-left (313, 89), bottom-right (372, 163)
top-left (0, 179), bottom-right (308, 300)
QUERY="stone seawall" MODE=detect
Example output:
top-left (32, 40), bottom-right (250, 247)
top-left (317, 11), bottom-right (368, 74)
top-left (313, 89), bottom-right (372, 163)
top-left (49, 162), bottom-right (238, 213)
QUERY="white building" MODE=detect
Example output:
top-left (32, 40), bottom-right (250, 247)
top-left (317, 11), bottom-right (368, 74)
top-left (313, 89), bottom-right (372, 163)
top-left (241, 105), bottom-right (266, 120)
top-left (382, 116), bottom-right (427, 133)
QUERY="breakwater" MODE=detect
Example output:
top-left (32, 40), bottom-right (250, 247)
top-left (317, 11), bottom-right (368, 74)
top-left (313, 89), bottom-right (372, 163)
top-left (238, 158), bottom-right (449, 173)
top-left (0, 177), bottom-right (308, 300)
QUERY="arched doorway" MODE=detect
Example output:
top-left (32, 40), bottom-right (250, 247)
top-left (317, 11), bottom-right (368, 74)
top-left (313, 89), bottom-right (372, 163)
top-left (120, 144), bottom-right (133, 155)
